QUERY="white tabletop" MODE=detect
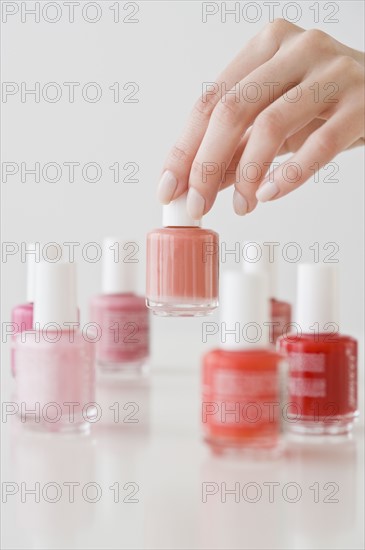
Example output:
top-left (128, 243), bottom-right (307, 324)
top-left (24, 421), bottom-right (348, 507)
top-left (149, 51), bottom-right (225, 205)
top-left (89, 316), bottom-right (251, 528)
top-left (1, 365), bottom-right (364, 550)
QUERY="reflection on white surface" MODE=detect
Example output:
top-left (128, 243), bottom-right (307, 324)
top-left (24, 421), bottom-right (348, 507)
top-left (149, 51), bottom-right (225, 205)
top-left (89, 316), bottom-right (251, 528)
top-left (2, 369), bottom-right (364, 550)
top-left (7, 423), bottom-right (97, 549)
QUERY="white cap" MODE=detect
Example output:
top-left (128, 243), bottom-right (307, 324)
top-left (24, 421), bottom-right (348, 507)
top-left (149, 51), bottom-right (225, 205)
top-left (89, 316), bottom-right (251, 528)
top-left (33, 262), bottom-right (78, 327)
top-left (220, 270), bottom-right (270, 351)
top-left (296, 263), bottom-right (339, 334)
top-left (24, 242), bottom-right (63, 302)
top-left (102, 238), bottom-right (138, 294)
top-left (25, 243), bottom-right (38, 302)
top-left (163, 192), bottom-right (200, 227)
top-left (242, 241), bottom-right (276, 297)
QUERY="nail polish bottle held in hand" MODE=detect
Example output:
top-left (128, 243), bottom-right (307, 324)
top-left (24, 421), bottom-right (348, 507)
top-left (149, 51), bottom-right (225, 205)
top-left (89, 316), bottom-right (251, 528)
top-left (242, 241), bottom-right (291, 343)
top-left (146, 193), bottom-right (219, 316)
top-left (202, 271), bottom-right (281, 454)
top-left (90, 238), bottom-right (149, 374)
top-left (11, 243), bottom-right (37, 376)
top-left (278, 264), bottom-right (358, 435)
top-left (14, 262), bottom-right (95, 433)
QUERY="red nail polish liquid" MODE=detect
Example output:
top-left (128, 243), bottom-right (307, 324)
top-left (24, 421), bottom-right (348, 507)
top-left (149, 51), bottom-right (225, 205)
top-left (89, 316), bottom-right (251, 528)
top-left (202, 271), bottom-right (281, 454)
top-left (278, 264), bottom-right (358, 435)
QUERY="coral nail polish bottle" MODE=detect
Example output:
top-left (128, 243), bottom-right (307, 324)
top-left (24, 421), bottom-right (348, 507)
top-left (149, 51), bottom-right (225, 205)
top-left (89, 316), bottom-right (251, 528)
top-left (278, 264), bottom-right (358, 435)
top-left (14, 262), bottom-right (95, 433)
top-left (242, 241), bottom-right (291, 343)
top-left (11, 243), bottom-right (37, 376)
top-left (146, 193), bottom-right (219, 316)
top-left (90, 238), bottom-right (149, 374)
top-left (202, 271), bottom-right (281, 453)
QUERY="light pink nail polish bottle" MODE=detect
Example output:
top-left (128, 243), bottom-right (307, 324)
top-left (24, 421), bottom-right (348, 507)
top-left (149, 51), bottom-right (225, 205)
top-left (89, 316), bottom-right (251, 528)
top-left (11, 243), bottom-right (37, 376)
top-left (146, 193), bottom-right (219, 316)
top-left (90, 238), bottom-right (149, 374)
top-left (14, 262), bottom-right (95, 433)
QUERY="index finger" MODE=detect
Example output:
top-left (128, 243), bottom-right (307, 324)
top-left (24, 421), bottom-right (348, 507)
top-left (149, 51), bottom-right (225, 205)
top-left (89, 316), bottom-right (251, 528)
top-left (157, 19), bottom-right (299, 205)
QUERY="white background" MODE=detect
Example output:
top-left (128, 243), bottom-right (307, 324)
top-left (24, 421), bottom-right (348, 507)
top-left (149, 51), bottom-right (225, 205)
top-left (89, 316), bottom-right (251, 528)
top-left (2, 0), bottom-right (364, 369)
top-left (1, 2), bottom-right (364, 549)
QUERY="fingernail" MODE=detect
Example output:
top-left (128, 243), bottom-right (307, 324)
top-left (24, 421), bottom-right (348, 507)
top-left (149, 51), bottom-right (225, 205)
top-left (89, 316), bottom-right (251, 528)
top-left (256, 180), bottom-right (279, 202)
top-left (233, 189), bottom-right (248, 216)
top-left (187, 187), bottom-right (205, 220)
top-left (157, 170), bottom-right (178, 204)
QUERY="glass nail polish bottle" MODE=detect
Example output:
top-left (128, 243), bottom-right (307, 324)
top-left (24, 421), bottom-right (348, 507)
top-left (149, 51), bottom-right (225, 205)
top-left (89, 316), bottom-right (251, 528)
top-left (11, 243), bottom-right (37, 376)
top-left (278, 264), bottom-right (358, 435)
top-left (90, 238), bottom-right (149, 374)
top-left (14, 262), bottom-right (95, 433)
top-left (242, 241), bottom-right (291, 343)
top-left (146, 193), bottom-right (219, 316)
top-left (202, 271), bottom-right (281, 454)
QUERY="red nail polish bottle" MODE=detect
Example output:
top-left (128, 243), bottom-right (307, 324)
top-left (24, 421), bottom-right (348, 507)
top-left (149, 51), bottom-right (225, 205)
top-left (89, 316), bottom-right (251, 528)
top-left (242, 241), bottom-right (291, 343)
top-left (202, 271), bottom-right (281, 454)
top-left (278, 264), bottom-right (358, 436)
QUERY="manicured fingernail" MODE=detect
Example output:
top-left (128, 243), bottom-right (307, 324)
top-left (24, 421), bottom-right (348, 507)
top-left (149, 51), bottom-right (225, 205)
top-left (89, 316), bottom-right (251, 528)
top-left (187, 187), bottom-right (205, 220)
top-left (256, 180), bottom-right (279, 202)
top-left (233, 189), bottom-right (248, 216)
top-left (157, 170), bottom-right (178, 204)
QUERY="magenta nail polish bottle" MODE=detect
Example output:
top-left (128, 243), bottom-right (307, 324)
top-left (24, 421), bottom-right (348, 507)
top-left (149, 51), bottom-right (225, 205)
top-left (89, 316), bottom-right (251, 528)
top-left (14, 262), bottom-right (95, 433)
top-left (90, 238), bottom-right (149, 374)
top-left (11, 243), bottom-right (37, 376)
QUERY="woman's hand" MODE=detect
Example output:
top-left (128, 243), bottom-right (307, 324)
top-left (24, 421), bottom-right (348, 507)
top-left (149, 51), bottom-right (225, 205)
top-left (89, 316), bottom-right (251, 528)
top-left (157, 19), bottom-right (365, 218)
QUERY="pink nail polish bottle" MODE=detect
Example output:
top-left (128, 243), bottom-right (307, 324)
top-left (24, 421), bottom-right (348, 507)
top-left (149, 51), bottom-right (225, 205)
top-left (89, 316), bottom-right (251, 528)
top-left (14, 262), bottom-right (95, 433)
top-left (242, 242), bottom-right (291, 343)
top-left (202, 271), bottom-right (281, 454)
top-left (90, 238), bottom-right (149, 374)
top-left (146, 193), bottom-right (219, 316)
top-left (11, 243), bottom-right (37, 376)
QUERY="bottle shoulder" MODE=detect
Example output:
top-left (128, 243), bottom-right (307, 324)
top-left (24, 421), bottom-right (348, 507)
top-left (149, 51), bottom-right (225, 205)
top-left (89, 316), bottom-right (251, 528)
top-left (278, 333), bottom-right (357, 350)
top-left (147, 227), bottom-right (218, 238)
top-left (204, 348), bottom-right (281, 367)
top-left (91, 293), bottom-right (146, 308)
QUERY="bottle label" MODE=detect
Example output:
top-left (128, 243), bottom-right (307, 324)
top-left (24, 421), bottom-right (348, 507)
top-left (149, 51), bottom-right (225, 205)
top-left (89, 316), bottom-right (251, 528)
top-left (286, 348), bottom-right (357, 418)
top-left (97, 310), bottom-right (149, 360)
top-left (202, 368), bottom-right (279, 428)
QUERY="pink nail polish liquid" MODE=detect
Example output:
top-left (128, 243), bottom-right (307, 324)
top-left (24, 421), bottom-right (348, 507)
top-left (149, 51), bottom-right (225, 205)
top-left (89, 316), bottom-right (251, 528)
top-left (14, 262), bottom-right (95, 433)
top-left (10, 243), bottom-right (37, 376)
top-left (90, 238), bottom-right (149, 374)
top-left (146, 193), bottom-right (219, 316)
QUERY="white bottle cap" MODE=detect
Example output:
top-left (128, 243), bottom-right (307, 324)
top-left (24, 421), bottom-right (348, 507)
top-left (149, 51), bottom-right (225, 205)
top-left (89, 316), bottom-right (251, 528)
top-left (33, 262), bottom-right (78, 327)
top-left (296, 263), bottom-right (339, 334)
top-left (25, 242), bottom-right (64, 302)
top-left (25, 243), bottom-right (38, 302)
top-left (242, 241), bottom-right (276, 297)
top-left (163, 192), bottom-right (200, 227)
top-left (102, 238), bottom-right (138, 294)
top-left (220, 270), bottom-right (270, 351)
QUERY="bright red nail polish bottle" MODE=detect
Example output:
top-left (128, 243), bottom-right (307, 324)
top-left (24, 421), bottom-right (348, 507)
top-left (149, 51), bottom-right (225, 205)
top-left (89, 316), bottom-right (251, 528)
top-left (90, 238), bottom-right (149, 374)
top-left (242, 241), bottom-right (291, 343)
top-left (278, 264), bottom-right (358, 435)
top-left (202, 271), bottom-right (281, 454)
